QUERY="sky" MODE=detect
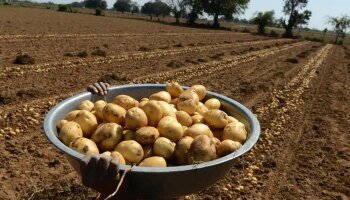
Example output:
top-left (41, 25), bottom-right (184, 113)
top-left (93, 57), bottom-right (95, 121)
top-left (33, 0), bottom-right (350, 30)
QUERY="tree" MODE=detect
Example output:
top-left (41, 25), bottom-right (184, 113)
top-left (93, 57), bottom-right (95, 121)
top-left (322, 28), bottom-right (328, 41)
top-left (183, 0), bottom-right (202, 25)
top-left (71, 1), bottom-right (84, 8)
top-left (328, 16), bottom-right (350, 43)
top-left (251, 11), bottom-right (274, 34)
top-left (281, 0), bottom-right (311, 38)
top-left (202, 0), bottom-right (249, 27)
top-left (141, 1), bottom-right (171, 20)
top-left (114, 0), bottom-right (131, 13)
top-left (296, 10), bottom-right (311, 36)
top-left (169, 0), bottom-right (186, 23)
top-left (131, 2), bottom-right (139, 14)
top-left (84, 0), bottom-right (107, 9)
top-left (141, 1), bottom-right (154, 19)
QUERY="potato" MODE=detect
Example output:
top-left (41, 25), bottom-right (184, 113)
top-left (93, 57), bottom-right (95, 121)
top-left (125, 107), bottom-right (148, 130)
top-left (177, 90), bottom-right (199, 115)
top-left (141, 100), bottom-right (163, 127)
top-left (196, 102), bottom-right (208, 116)
top-left (139, 156), bottom-right (167, 167)
top-left (212, 128), bottom-right (223, 141)
top-left (91, 123), bottom-right (123, 151)
top-left (185, 123), bottom-right (213, 138)
top-left (112, 95), bottom-right (139, 110)
top-left (78, 100), bottom-right (94, 111)
top-left (94, 100), bottom-right (107, 120)
top-left (139, 100), bottom-right (149, 109)
top-left (142, 144), bottom-right (154, 159)
top-left (149, 91), bottom-right (172, 103)
top-left (110, 151), bottom-right (126, 165)
top-left (175, 136), bottom-right (193, 165)
top-left (157, 116), bottom-right (177, 131)
top-left (64, 110), bottom-right (80, 121)
top-left (166, 82), bottom-right (183, 98)
top-left (102, 103), bottom-right (126, 125)
top-left (135, 126), bottom-right (159, 144)
top-left (217, 140), bottom-right (242, 157)
top-left (73, 110), bottom-right (98, 138)
top-left (211, 137), bottom-right (221, 152)
top-left (157, 120), bottom-right (184, 142)
top-left (69, 137), bottom-right (99, 155)
top-left (190, 85), bottom-right (206, 101)
top-left (57, 119), bottom-right (68, 130)
top-left (115, 140), bottom-right (144, 164)
top-left (101, 151), bottom-right (112, 156)
top-left (170, 98), bottom-right (178, 105)
top-left (123, 130), bottom-right (136, 141)
top-left (59, 121), bottom-right (83, 146)
top-left (175, 111), bottom-right (192, 127)
top-left (191, 113), bottom-right (204, 124)
top-left (187, 135), bottom-right (216, 164)
top-left (158, 101), bottom-right (176, 118)
top-left (153, 137), bottom-right (175, 160)
top-left (222, 122), bottom-right (247, 144)
top-left (203, 109), bottom-right (229, 129)
top-left (228, 116), bottom-right (239, 123)
top-left (204, 98), bottom-right (221, 110)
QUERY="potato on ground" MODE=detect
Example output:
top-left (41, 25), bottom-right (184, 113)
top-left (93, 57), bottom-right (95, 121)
top-left (103, 103), bottom-right (126, 125)
top-left (110, 151), bottom-right (126, 165)
top-left (142, 144), bottom-right (154, 159)
top-left (153, 137), bottom-right (176, 160)
top-left (64, 110), bottom-right (80, 121)
top-left (114, 140), bottom-right (144, 165)
top-left (112, 95), bottom-right (139, 110)
top-left (139, 156), bottom-right (167, 167)
top-left (69, 137), bottom-right (99, 155)
top-left (149, 91), bottom-right (172, 103)
top-left (94, 100), bottom-right (107, 120)
top-left (125, 107), bottom-right (148, 130)
top-left (222, 122), bottom-right (247, 144)
top-left (141, 100), bottom-right (163, 127)
top-left (190, 85), bottom-right (206, 101)
top-left (217, 140), bottom-right (242, 157)
top-left (204, 98), bottom-right (221, 110)
top-left (188, 135), bottom-right (217, 164)
top-left (78, 100), bottom-right (94, 111)
top-left (185, 123), bottom-right (213, 138)
top-left (203, 109), bottom-right (229, 129)
top-left (123, 130), bottom-right (136, 141)
top-left (57, 119), bottom-right (68, 130)
top-left (166, 82), bottom-right (183, 98)
top-left (59, 121), bottom-right (83, 146)
top-left (177, 90), bottom-right (199, 115)
top-left (135, 126), bottom-right (159, 145)
top-left (175, 111), bottom-right (192, 127)
top-left (175, 136), bottom-right (194, 165)
top-left (73, 110), bottom-right (98, 138)
top-left (91, 123), bottom-right (123, 151)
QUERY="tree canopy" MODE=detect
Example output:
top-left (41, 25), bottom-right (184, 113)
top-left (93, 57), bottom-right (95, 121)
top-left (328, 16), bottom-right (350, 43)
top-left (251, 11), bottom-right (275, 34)
top-left (84, 0), bottom-right (107, 9)
top-left (281, 0), bottom-right (311, 37)
top-left (114, 0), bottom-right (132, 13)
top-left (141, 0), bottom-right (171, 19)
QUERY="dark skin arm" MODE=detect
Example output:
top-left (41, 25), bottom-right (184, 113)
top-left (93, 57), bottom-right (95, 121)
top-left (87, 82), bottom-right (110, 96)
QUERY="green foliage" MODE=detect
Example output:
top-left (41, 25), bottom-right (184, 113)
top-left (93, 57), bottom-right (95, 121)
top-left (114, 0), bottom-right (131, 13)
top-left (71, 1), bottom-right (84, 8)
top-left (281, 0), bottom-right (311, 37)
top-left (241, 28), bottom-right (250, 33)
top-left (131, 2), bottom-right (140, 14)
top-left (327, 16), bottom-right (350, 43)
top-left (270, 30), bottom-right (279, 37)
top-left (183, 0), bottom-right (202, 25)
top-left (84, 0), bottom-right (107, 9)
top-left (58, 4), bottom-right (72, 12)
top-left (95, 8), bottom-right (104, 15)
top-left (304, 36), bottom-right (323, 42)
top-left (141, 0), bottom-right (171, 19)
top-left (13, 54), bottom-right (35, 65)
top-left (251, 10), bottom-right (274, 34)
top-left (170, 0), bottom-right (186, 23)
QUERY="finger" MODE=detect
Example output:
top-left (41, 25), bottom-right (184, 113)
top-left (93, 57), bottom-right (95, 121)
top-left (86, 155), bottom-right (99, 187)
top-left (107, 158), bottom-right (120, 181)
top-left (99, 82), bottom-right (107, 95)
top-left (96, 156), bottom-right (111, 182)
top-left (87, 85), bottom-right (98, 94)
top-left (105, 83), bottom-right (110, 88)
top-left (93, 83), bottom-right (104, 95)
top-left (79, 154), bottom-right (92, 178)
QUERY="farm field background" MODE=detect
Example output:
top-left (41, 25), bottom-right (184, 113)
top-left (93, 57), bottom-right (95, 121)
top-left (0, 7), bottom-right (350, 200)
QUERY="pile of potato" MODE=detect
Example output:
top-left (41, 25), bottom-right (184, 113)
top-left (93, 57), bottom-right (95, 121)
top-left (57, 82), bottom-right (248, 167)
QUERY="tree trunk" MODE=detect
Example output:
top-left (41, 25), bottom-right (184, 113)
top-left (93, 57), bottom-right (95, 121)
top-left (175, 17), bottom-right (179, 24)
top-left (335, 33), bottom-right (339, 43)
top-left (213, 13), bottom-right (219, 27)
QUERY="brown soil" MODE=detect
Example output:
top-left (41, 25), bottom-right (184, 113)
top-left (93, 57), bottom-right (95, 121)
top-left (0, 7), bottom-right (349, 200)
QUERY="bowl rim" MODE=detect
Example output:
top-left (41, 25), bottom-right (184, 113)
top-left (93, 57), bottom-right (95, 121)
top-left (44, 84), bottom-right (260, 172)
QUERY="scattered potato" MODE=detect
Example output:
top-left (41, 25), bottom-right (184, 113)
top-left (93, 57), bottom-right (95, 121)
top-left (59, 121), bottom-right (83, 146)
top-left (149, 91), bottom-right (172, 103)
top-left (190, 85), bottom-right (206, 101)
top-left (204, 98), bottom-right (221, 110)
top-left (125, 107), bottom-right (148, 130)
top-left (188, 135), bottom-right (216, 164)
top-left (153, 137), bottom-right (175, 160)
top-left (203, 109), bottom-right (229, 129)
top-left (175, 136), bottom-right (193, 165)
top-left (64, 110), bottom-right (80, 121)
top-left (102, 103), bottom-right (126, 125)
top-left (177, 89), bottom-right (199, 115)
top-left (141, 100), bottom-right (163, 127)
top-left (176, 111), bottom-right (192, 126)
top-left (57, 119), bottom-right (68, 130)
top-left (73, 110), bottom-right (98, 138)
top-left (135, 126), bottom-right (159, 144)
top-left (110, 151), bottom-right (126, 165)
top-left (69, 137), bottom-right (99, 155)
top-left (166, 82), bottom-right (183, 98)
top-left (123, 130), bottom-right (136, 141)
top-left (94, 100), bottom-right (107, 120)
top-left (79, 100), bottom-right (94, 111)
top-left (222, 122), bottom-right (247, 144)
top-left (115, 140), bottom-right (144, 165)
top-left (139, 156), bottom-right (167, 167)
top-left (185, 123), bottom-right (213, 138)
top-left (112, 95), bottom-right (139, 110)
top-left (217, 140), bottom-right (242, 157)
top-left (91, 123), bottom-right (123, 151)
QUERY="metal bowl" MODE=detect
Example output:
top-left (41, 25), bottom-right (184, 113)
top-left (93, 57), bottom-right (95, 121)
top-left (44, 84), bottom-right (260, 199)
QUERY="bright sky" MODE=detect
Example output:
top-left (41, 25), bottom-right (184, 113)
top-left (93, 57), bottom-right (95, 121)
top-left (33, 0), bottom-right (350, 30)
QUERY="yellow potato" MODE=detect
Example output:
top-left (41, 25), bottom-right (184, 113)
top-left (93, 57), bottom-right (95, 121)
top-left (135, 126), bottom-right (160, 144)
top-left (175, 111), bottom-right (192, 127)
top-left (170, 98), bottom-right (178, 105)
top-left (91, 123), bottom-right (123, 151)
top-left (123, 130), bottom-right (136, 141)
top-left (166, 82), bottom-right (183, 98)
top-left (139, 156), bottom-right (167, 167)
top-left (64, 110), bottom-right (80, 121)
top-left (78, 100), bottom-right (94, 111)
top-left (185, 123), bottom-right (213, 138)
top-left (142, 144), bottom-right (154, 159)
top-left (187, 135), bottom-right (217, 164)
top-left (203, 109), bottom-right (229, 129)
top-left (212, 128), bottom-right (223, 141)
top-left (73, 110), bottom-right (98, 138)
top-left (94, 100), bottom-right (107, 120)
top-left (190, 85), bottom-right (206, 101)
top-left (158, 101), bottom-right (176, 118)
top-left (217, 139), bottom-right (242, 157)
top-left (157, 116), bottom-right (177, 131)
top-left (228, 116), bottom-right (239, 123)
top-left (191, 113), bottom-right (204, 124)
top-left (153, 137), bottom-right (175, 160)
top-left (196, 102), bottom-right (208, 116)
top-left (57, 119), bottom-right (68, 130)
top-left (157, 120), bottom-right (184, 142)
top-left (211, 137), bottom-right (221, 152)
top-left (141, 100), bottom-right (163, 127)
top-left (59, 121), bottom-right (83, 146)
top-left (175, 136), bottom-right (194, 165)
top-left (114, 140), bottom-right (144, 165)
top-left (149, 91), bottom-right (172, 103)
top-left (102, 103), bottom-right (126, 125)
top-left (177, 90), bottom-right (199, 115)
top-left (112, 95), bottom-right (139, 110)
top-left (110, 151), bottom-right (126, 165)
top-left (69, 137), bottom-right (99, 155)
top-left (204, 98), bottom-right (221, 110)
top-left (101, 151), bottom-right (112, 156)
top-left (125, 107), bottom-right (148, 130)
top-left (222, 122), bottom-right (247, 144)
top-left (139, 100), bottom-right (149, 109)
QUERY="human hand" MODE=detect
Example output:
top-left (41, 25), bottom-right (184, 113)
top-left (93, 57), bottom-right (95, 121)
top-left (87, 82), bottom-right (110, 96)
